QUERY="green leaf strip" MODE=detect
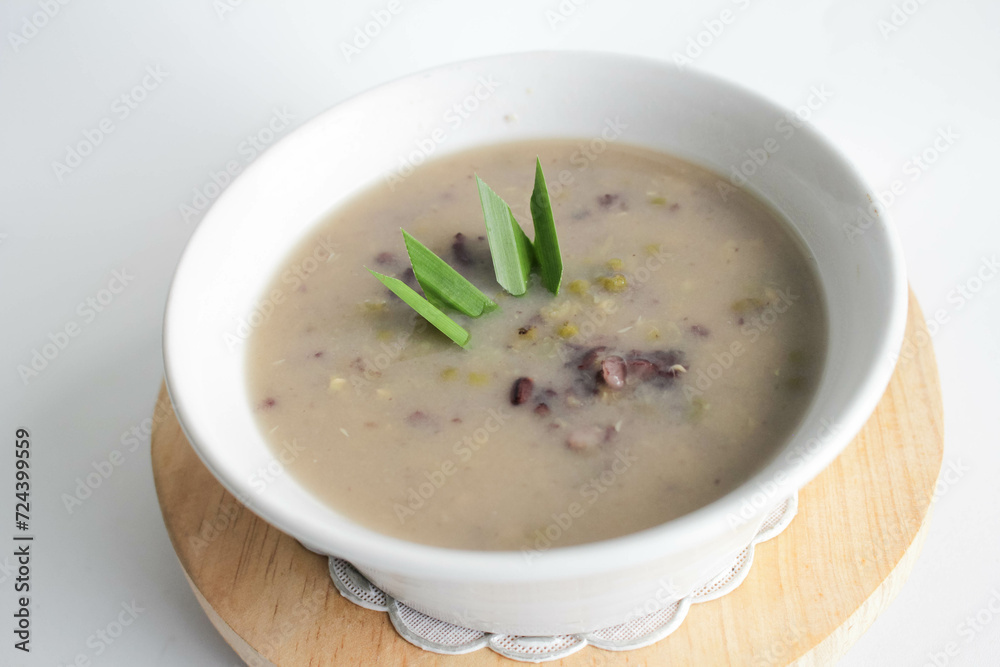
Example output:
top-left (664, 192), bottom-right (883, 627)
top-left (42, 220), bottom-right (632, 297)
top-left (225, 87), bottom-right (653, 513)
top-left (367, 268), bottom-right (470, 348)
top-left (476, 175), bottom-right (535, 296)
top-left (529, 158), bottom-right (562, 295)
top-left (401, 230), bottom-right (497, 316)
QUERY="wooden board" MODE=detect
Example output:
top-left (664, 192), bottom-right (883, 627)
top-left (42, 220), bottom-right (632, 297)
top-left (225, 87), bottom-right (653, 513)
top-left (151, 289), bottom-right (943, 666)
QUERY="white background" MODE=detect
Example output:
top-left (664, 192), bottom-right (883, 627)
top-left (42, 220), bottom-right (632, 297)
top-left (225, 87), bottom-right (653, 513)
top-left (1, 0), bottom-right (997, 665)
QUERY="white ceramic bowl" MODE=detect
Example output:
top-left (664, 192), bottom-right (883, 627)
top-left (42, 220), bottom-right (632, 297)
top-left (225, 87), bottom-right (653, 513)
top-left (164, 51), bottom-right (907, 635)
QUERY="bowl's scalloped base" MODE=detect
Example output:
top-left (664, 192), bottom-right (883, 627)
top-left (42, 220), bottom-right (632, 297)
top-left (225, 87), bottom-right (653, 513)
top-left (328, 495), bottom-right (796, 662)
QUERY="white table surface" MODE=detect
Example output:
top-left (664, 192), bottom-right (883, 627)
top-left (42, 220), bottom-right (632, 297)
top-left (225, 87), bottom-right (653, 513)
top-left (2, 0), bottom-right (997, 665)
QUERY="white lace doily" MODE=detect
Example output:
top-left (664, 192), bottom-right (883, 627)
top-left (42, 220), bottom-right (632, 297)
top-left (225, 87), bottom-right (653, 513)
top-left (327, 495), bottom-right (797, 663)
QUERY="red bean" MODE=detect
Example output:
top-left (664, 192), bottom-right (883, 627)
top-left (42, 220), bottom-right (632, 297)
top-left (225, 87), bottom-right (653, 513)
top-left (601, 356), bottom-right (627, 389)
top-left (510, 377), bottom-right (534, 405)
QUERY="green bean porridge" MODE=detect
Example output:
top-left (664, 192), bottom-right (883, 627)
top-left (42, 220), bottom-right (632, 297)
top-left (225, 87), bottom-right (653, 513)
top-left (246, 140), bottom-right (826, 551)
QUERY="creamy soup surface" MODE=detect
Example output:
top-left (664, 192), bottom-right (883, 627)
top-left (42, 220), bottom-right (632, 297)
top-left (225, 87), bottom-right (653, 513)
top-left (246, 141), bottom-right (826, 551)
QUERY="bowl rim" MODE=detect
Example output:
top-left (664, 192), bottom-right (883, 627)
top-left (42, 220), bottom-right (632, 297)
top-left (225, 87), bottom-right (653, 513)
top-left (163, 49), bottom-right (908, 582)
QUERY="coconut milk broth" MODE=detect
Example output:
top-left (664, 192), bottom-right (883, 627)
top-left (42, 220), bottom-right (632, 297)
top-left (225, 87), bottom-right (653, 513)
top-left (246, 140), bottom-right (826, 550)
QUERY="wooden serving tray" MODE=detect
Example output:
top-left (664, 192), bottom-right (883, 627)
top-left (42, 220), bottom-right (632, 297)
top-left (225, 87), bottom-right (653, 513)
top-left (151, 289), bottom-right (943, 666)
